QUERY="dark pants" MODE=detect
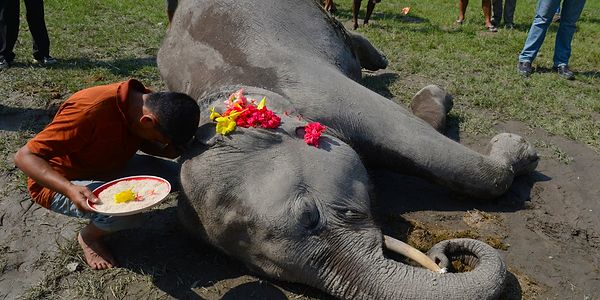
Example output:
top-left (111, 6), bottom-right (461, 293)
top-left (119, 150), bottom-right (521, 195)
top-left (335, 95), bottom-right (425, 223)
top-left (0, 0), bottom-right (50, 62)
top-left (492, 0), bottom-right (517, 25)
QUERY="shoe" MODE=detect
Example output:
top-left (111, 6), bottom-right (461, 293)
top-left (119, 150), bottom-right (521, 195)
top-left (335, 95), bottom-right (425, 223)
top-left (486, 25), bottom-right (498, 32)
top-left (553, 65), bottom-right (575, 80)
top-left (518, 61), bottom-right (532, 77)
top-left (505, 23), bottom-right (515, 30)
top-left (0, 57), bottom-right (11, 70)
top-left (456, 19), bottom-right (464, 25)
top-left (33, 56), bottom-right (57, 65)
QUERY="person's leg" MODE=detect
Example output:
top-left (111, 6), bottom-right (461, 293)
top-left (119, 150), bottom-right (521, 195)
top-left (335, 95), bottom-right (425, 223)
top-left (23, 0), bottom-right (50, 61)
top-left (0, 0), bottom-right (19, 63)
top-left (50, 180), bottom-right (144, 269)
top-left (352, 0), bottom-right (361, 29)
top-left (518, 0), bottom-right (561, 63)
top-left (552, 0), bottom-right (586, 67)
top-left (482, 0), bottom-right (495, 28)
top-left (458, 0), bottom-right (469, 23)
top-left (504, 0), bottom-right (517, 25)
top-left (166, 0), bottom-right (178, 25)
top-left (364, 0), bottom-right (376, 25)
top-left (491, 0), bottom-right (503, 26)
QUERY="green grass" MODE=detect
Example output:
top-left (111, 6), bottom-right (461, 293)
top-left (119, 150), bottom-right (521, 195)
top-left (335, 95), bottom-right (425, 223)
top-left (340, 0), bottom-right (600, 151)
top-left (1, 0), bottom-right (599, 152)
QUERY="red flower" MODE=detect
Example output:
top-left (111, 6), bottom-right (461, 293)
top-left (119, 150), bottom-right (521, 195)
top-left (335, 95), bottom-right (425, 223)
top-left (304, 122), bottom-right (326, 147)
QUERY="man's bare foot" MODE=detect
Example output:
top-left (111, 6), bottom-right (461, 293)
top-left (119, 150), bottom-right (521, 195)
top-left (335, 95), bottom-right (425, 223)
top-left (78, 224), bottom-right (117, 270)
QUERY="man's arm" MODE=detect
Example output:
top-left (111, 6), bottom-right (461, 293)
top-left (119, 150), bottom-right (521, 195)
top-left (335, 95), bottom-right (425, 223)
top-left (13, 145), bottom-right (99, 212)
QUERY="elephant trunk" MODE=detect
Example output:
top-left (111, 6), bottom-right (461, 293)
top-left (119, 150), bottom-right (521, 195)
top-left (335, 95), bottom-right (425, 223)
top-left (314, 237), bottom-right (506, 300)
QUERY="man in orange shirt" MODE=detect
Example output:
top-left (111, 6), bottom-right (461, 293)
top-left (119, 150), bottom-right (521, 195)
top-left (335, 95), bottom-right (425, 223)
top-left (14, 79), bottom-right (200, 270)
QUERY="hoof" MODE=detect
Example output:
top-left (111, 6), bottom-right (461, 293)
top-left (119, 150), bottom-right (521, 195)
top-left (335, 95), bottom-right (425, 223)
top-left (486, 133), bottom-right (539, 176)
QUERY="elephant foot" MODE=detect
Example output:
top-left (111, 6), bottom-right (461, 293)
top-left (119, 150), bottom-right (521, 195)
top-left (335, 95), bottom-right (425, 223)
top-left (485, 133), bottom-right (539, 177)
top-left (410, 85), bottom-right (453, 133)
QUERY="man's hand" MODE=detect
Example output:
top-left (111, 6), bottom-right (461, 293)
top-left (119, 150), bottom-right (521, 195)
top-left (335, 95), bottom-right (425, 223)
top-left (65, 184), bottom-right (99, 213)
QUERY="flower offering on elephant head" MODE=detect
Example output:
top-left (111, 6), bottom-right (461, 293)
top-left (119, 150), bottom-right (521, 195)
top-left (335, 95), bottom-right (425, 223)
top-left (304, 122), bottom-right (326, 147)
top-left (210, 89), bottom-right (281, 135)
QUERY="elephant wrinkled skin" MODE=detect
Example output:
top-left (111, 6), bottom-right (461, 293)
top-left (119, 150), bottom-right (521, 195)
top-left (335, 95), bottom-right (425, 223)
top-left (157, 0), bottom-right (538, 299)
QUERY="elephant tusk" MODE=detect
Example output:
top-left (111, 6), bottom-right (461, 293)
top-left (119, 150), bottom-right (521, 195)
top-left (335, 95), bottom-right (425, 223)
top-left (384, 235), bottom-right (446, 273)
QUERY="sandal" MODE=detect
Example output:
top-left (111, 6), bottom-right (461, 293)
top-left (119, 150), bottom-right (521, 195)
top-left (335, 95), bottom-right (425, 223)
top-left (456, 19), bottom-right (464, 25)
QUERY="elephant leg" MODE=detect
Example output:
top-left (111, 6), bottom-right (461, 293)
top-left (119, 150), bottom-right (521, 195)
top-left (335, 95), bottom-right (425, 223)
top-left (410, 85), bottom-right (453, 133)
top-left (352, 0), bottom-right (362, 29)
top-left (348, 31), bottom-right (388, 71)
top-left (301, 74), bottom-right (538, 199)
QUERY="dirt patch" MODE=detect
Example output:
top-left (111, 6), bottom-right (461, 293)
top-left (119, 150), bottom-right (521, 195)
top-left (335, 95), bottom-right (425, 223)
top-left (2, 96), bottom-right (600, 300)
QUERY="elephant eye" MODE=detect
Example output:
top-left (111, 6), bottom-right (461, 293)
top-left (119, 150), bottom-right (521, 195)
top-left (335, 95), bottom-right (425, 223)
top-left (343, 209), bottom-right (367, 223)
top-left (298, 201), bottom-right (321, 231)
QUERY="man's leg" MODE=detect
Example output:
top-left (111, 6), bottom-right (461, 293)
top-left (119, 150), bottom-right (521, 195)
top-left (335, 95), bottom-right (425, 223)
top-left (504, 0), bottom-right (517, 25)
top-left (23, 0), bottom-right (50, 61)
top-left (518, 0), bottom-right (561, 63)
top-left (552, 0), bottom-right (586, 67)
top-left (50, 180), bottom-right (144, 270)
top-left (491, 0), bottom-right (503, 26)
top-left (482, 0), bottom-right (495, 29)
top-left (0, 0), bottom-right (19, 63)
top-left (458, 0), bottom-right (469, 23)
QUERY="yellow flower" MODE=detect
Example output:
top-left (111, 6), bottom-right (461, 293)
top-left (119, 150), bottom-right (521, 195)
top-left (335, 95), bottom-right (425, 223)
top-left (214, 110), bottom-right (244, 135)
top-left (257, 97), bottom-right (267, 109)
top-left (209, 107), bottom-right (221, 121)
top-left (114, 189), bottom-right (136, 203)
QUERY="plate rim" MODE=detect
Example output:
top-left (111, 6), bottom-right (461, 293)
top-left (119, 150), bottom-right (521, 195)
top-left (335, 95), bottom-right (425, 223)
top-left (88, 175), bottom-right (172, 216)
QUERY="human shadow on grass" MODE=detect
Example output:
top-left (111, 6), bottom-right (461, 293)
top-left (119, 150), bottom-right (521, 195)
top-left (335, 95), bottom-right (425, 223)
top-left (22, 57), bottom-right (158, 77)
top-left (109, 206), bottom-right (333, 300)
top-left (533, 66), bottom-right (599, 79)
top-left (0, 104), bottom-right (54, 132)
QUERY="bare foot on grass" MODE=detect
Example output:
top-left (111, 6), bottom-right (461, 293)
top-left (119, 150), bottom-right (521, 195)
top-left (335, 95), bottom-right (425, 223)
top-left (78, 224), bottom-right (117, 270)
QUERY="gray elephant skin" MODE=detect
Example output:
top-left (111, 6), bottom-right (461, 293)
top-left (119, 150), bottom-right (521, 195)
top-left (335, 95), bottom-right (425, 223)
top-left (157, 0), bottom-right (539, 299)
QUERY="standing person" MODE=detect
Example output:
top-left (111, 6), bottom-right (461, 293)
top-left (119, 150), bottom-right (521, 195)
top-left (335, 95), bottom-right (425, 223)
top-left (13, 79), bottom-right (200, 270)
top-left (166, 0), bottom-right (178, 25)
top-left (517, 0), bottom-right (586, 80)
top-left (0, 0), bottom-right (56, 70)
top-left (457, 0), bottom-right (497, 32)
top-left (492, 0), bottom-right (517, 29)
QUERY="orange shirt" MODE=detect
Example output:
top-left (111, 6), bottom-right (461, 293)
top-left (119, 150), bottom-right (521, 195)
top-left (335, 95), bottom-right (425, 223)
top-left (26, 79), bottom-right (151, 208)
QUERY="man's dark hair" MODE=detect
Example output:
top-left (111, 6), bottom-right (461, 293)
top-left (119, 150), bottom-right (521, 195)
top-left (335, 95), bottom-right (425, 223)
top-left (145, 91), bottom-right (200, 145)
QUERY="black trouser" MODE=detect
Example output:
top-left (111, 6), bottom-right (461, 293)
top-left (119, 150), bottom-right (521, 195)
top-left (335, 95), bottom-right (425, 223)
top-left (0, 0), bottom-right (50, 62)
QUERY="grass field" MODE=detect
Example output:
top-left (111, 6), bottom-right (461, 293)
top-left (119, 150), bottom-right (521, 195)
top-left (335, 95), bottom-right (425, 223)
top-left (0, 0), bottom-right (599, 298)
top-left (1, 0), bottom-right (599, 151)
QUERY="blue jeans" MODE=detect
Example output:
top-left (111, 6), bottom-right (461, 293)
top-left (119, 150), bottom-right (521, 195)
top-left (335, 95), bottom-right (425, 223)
top-left (518, 0), bottom-right (586, 66)
top-left (50, 180), bottom-right (144, 233)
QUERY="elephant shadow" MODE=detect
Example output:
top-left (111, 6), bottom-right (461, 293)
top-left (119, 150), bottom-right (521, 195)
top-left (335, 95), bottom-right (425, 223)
top-left (109, 205), bottom-right (334, 300)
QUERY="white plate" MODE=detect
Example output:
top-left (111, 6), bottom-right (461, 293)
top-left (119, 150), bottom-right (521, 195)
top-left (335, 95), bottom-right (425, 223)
top-left (88, 175), bottom-right (171, 216)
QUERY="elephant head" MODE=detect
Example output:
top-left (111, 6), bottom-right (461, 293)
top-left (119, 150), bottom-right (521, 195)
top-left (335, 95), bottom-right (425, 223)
top-left (160, 0), bottom-right (536, 298)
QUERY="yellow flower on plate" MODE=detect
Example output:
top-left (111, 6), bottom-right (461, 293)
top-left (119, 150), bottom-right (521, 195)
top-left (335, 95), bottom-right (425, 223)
top-left (114, 189), bottom-right (136, 204)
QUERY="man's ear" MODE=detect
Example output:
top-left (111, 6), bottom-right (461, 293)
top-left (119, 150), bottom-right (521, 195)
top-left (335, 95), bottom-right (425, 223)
top-left (140, 114), bottom-right (158, 128)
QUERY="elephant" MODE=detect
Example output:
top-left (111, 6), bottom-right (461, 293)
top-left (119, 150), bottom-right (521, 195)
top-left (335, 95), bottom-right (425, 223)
top-left (157, 0), bottom-right (539, 299)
